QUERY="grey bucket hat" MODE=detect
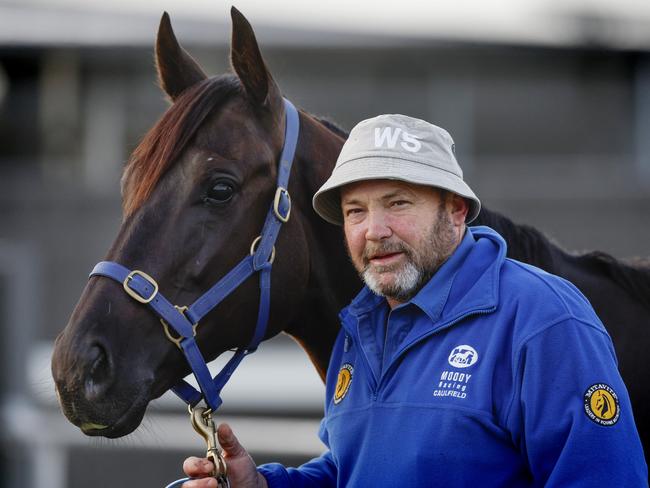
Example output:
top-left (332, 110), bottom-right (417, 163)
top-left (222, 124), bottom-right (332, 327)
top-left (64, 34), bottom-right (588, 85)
top-left (312, 114), bottom-right (481, 225)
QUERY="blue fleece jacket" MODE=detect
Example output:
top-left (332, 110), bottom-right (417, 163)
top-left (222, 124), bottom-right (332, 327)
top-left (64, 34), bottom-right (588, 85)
top-left (258, 226), bottom-right (647, 486)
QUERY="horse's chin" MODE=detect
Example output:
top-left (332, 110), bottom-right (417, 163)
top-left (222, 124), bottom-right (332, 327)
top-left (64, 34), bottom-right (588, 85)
top-left (58, 386), bottom-right (152, 439)
top-left (80, 399), bottom-right (148, 438)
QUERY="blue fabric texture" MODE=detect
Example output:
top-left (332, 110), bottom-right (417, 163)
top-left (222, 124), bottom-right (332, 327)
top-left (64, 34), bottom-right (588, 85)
top-left (258, 226), bottom-right (647, 487)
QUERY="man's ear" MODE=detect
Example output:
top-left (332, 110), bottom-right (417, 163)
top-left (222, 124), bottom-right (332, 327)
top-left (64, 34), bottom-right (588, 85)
top-left (230, 6), bottom-right (281, 109)
top-left (449, 194), bottom-right (469, 226)
top-left (155, 12), bottom-right (207, 102)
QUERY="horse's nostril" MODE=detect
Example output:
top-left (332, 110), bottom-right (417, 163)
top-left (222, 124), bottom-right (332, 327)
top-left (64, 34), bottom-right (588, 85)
top-left (84, 343), bottom-right (113, 401)
top-left (88, 345), bottom-right (105, 374)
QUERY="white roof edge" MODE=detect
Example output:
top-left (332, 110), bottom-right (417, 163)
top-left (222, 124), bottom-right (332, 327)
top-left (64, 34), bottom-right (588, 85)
top-left (2, 3), bottom-right (650, 51)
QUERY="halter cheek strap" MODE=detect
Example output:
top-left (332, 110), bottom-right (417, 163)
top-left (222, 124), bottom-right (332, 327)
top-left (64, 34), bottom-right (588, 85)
top-left (89, 99), bottom-right (299, 411)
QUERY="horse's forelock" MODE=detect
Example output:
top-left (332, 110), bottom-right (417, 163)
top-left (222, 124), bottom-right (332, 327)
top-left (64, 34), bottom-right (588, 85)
top-left (121, 75), bottom-right (241, 219)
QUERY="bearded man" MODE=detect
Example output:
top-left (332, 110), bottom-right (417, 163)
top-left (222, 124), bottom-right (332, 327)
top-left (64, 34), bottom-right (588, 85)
top-left (181, 115), bottom-right (647, 487)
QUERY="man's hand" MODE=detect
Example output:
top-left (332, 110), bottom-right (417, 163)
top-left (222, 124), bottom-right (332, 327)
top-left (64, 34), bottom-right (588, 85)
top-left (182, 423), bottom-right (268, 488)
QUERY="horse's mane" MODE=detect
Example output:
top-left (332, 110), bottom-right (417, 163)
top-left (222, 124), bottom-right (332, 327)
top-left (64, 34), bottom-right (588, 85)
top-left (474, 208), bottom-right (558, 269)
top-left (477, 208), bottom-right (650, 310)
top-left (316, 117), bottom-right (349, 139)
top-left (575, 251), bottom-right (650, 310)
top-left (121, 75), bottom-right (241, 218)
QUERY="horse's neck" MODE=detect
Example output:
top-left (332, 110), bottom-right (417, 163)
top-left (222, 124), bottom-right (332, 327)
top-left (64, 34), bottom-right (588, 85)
top-left (473, 207), bottom-right (558, 271)
top-left (284, 114), bottom-right (361, 380)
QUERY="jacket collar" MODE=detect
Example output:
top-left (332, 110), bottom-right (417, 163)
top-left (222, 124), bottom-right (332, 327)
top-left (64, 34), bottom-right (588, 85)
top-left (409, 227), bottom-right (475, 322)
top-left (342, 226), bottom-right (506, 328)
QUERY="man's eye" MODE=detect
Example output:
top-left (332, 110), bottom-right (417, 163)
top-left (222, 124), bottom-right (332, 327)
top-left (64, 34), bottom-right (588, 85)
top-left (204, 181), bottom-right (235, 205)
top-left (345, 208), bottom-right (363, 216)
top-left (391, 200), bottom-right (409, 207)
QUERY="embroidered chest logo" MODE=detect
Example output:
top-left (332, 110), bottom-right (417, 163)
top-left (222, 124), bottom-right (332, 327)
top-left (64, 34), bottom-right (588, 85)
top-left (334, 363), bottom-right (354, 405)
top-left (448, 345), bottom-right (478, 368)
top-left (434, 345), bottom-right (479, 400)
top-left (584, 383), bottom-right (620, 426)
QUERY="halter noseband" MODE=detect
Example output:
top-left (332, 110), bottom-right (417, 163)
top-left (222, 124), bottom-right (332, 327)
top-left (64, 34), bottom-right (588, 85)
top-left (89, 99), bottom-right (299, 412)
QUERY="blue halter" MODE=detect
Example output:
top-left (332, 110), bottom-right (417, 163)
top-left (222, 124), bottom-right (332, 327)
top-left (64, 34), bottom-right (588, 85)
top-left (89, 99), bottom-right (299, 412)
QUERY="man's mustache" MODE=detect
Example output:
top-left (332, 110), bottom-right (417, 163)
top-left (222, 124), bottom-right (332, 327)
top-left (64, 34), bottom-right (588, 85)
top-left (362, 241), bottom-right (413, 266)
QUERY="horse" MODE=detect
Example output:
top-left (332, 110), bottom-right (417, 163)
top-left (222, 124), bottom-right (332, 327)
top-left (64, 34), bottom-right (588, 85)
top-left (51, 7), bottom-right (650, 467)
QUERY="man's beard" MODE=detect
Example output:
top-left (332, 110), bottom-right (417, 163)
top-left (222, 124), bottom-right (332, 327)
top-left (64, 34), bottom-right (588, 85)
top-left (358, 209), bottom-right (457, 303)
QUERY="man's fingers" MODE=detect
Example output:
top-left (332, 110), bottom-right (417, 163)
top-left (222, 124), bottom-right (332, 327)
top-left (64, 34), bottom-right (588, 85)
top-left (217, 423), bottom-right (246, 458)
top-left (182, 456), bottom-right (215, 477)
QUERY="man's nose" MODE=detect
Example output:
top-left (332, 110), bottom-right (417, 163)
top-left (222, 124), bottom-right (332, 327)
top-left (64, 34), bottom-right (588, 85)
top-left (365, 209), bottom-right (392, 241)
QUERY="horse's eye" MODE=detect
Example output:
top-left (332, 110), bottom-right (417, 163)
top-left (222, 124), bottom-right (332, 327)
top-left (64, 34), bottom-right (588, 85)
top-left (205, 181), bottom-right (235, 205)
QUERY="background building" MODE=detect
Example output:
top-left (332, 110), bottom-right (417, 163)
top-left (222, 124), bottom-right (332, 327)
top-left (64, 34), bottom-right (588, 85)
top-left (1, 1), bottom-right (649, 486)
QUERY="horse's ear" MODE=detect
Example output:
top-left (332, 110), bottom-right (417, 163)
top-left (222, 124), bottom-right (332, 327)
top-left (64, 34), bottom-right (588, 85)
top-left (230, 7), bottom-right (280, 107)
top-left (155, 12), bottom-right (207, 102)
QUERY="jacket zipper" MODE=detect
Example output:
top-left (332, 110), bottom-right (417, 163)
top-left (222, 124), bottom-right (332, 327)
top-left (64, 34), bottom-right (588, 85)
top-left (348, 313), bottom-right (381, 401)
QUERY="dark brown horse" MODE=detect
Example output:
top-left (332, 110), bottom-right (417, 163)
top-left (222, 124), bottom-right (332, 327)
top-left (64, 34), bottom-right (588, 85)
top-left (51, 8), bottom-right (650, 462)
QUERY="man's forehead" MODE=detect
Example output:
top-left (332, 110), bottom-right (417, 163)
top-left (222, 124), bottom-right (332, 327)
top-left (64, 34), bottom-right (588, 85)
top-left (340, 179), bottom-right (431, 202)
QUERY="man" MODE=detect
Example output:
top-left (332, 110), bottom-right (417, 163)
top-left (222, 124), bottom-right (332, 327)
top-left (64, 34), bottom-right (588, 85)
top-left (182, 115), bottom-right (647, 487)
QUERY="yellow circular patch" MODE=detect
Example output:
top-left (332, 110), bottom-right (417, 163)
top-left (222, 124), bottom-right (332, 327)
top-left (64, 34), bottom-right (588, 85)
top-left (334, 363), bottom-right (354, 405)
top-left (584, 383), bottom-right (620, 426)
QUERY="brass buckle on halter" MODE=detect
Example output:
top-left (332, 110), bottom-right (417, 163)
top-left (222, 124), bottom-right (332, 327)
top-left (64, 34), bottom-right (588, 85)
top-left (250, 236), bottom-right (276, 264)
top-left (123, 270), bottom-right (159, 304)
top-left (273, 186), bottom-right (291, 223)
top-left (160, 305), bottom-right (198, 349)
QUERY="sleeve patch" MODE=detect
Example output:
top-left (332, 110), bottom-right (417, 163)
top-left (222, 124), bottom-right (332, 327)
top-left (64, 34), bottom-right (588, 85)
top-left (584, 383), bottom-right (620, 426)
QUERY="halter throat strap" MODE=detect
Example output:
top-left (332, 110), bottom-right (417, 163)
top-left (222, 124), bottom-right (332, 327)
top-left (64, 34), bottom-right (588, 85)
top-left (89, 99), bottom-right (299, 411)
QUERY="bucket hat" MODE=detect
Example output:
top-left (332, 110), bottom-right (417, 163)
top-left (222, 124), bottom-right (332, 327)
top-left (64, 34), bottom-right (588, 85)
top-left (312, 114), bottom-right (481, 225)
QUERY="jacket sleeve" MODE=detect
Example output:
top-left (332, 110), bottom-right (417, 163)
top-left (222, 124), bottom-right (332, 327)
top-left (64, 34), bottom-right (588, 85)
top-left (506, 317), bottom-right (647, 486)
top-left (257, 451), bottom-right (337, 488)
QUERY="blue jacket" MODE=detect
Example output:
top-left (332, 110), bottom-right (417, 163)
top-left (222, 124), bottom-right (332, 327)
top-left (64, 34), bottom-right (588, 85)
top-left (259, 226), bottom-right (647, 486)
